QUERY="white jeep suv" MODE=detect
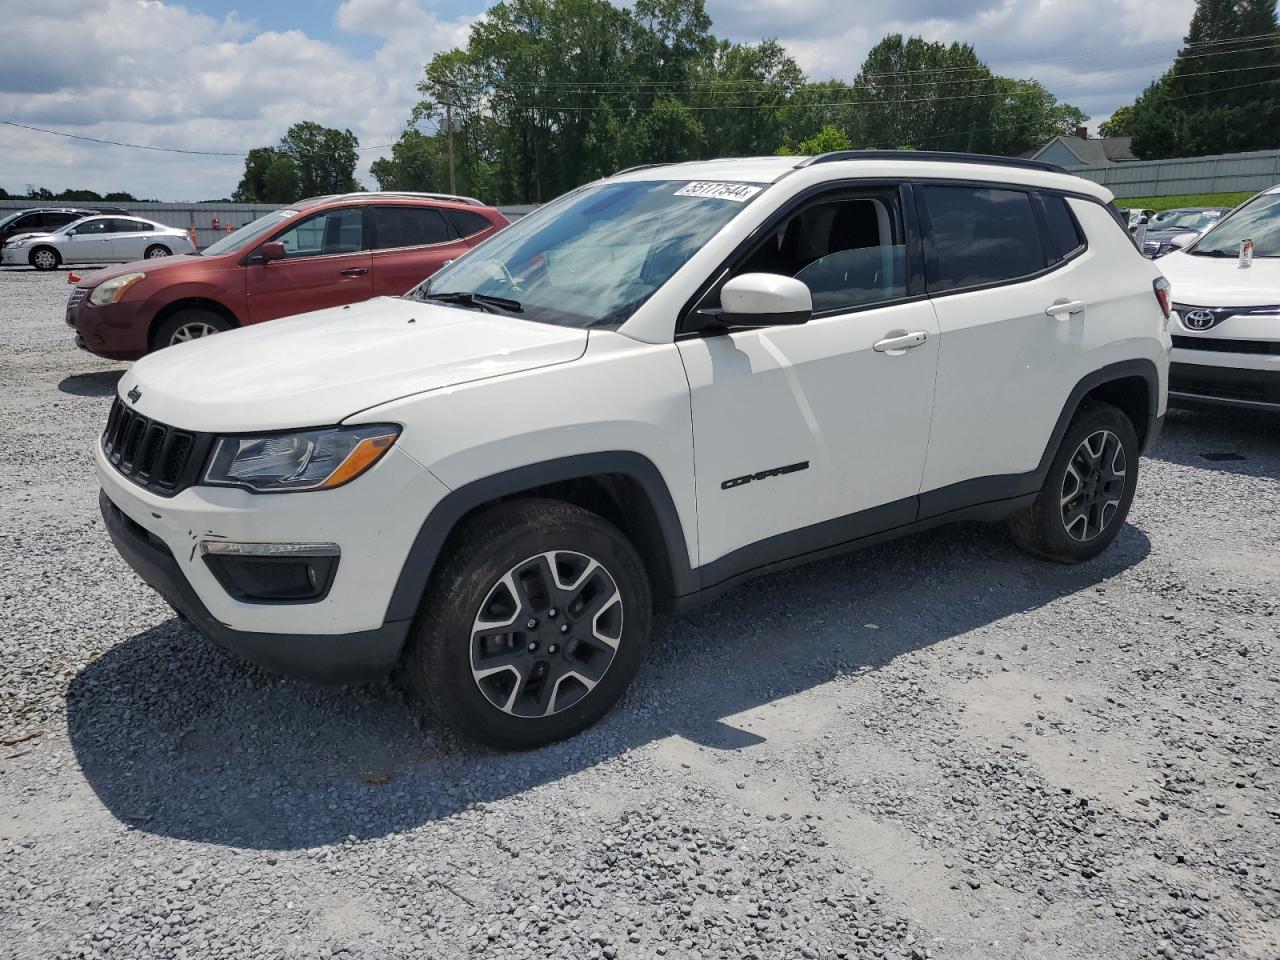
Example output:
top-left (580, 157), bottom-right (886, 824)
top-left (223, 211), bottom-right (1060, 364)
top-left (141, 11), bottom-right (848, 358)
top-left (98, 152), bottom-right (1171, 748)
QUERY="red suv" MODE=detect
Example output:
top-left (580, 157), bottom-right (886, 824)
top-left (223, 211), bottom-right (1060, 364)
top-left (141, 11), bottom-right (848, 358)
top-left (66, 192), bottom-right (509, 359)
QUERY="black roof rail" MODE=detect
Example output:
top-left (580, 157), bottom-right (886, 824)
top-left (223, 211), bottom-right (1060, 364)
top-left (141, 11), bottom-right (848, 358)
top-left (613, 162), bottom-right (673, 176)
top-left (795, 150), bottom-right (1067, 174)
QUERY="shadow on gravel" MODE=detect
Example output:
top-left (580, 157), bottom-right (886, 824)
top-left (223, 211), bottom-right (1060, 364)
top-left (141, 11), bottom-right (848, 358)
top-left (66, 520), bottom-right (1150, 850)
top-left (57, 370), bottom-right (125, 397)
top-left (1147, 408), bottom-right (1280, 478)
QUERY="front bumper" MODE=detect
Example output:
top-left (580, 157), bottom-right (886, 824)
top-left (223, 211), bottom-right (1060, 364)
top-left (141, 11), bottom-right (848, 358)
top-left (67, 296), bottom-right (152, 361)
top-left (101, 491), bottom-right (408, 682)
top-left (96, 437), bottom-right (449, 681)
top-left (1169, 360), bottom-right (1280, 411)
top-left (2, 245), bottom-right (29, 266)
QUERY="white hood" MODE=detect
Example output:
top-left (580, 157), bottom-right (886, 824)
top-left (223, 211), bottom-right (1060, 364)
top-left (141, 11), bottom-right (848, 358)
top-left (123, 296), bottom-right (588, 432)
top-left (1158, 250), bottom-right (1280, 307)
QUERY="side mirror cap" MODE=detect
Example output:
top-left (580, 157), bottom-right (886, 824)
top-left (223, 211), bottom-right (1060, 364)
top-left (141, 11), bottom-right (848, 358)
top-left (708, 273), bottom-right (813, 328)
top-left (1168, 232), bottom-right (1198, 251)
top-left (259, 241), bottom-right (286, 262)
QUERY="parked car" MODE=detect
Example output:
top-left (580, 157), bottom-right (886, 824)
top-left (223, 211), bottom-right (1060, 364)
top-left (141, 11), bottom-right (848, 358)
top-left (97, 152), bottom-right (1169, 748)
top-left (1141, 207), bottom-right (1223, 258)
top-left (0, 206), bottom-right (129, 246)
top-left (64, 192), bottom-right (508, 359)
top-left (1155, 185), bottom-right (1280, 412)
top-left (2, 216), bottom-right (193, 271)
top-left (1127, 208), bottom-right (1156, 232)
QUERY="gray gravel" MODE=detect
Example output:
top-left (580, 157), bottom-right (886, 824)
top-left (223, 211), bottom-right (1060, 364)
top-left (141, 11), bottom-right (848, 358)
top-left (1, 265), bottom-right (1278, 960)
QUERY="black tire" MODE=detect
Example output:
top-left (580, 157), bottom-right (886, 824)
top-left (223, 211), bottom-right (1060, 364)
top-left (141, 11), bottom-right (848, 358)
top-left (144, 244), bottom-right (172, 259)
top-left (404, 498), bottom-right (652, 750)
top-left (1010, 402), bottom-right (1139, 563)
top-left (29, 247), bottom-right (60, 271)
top-left (152, 308), bottom-right (231, 351)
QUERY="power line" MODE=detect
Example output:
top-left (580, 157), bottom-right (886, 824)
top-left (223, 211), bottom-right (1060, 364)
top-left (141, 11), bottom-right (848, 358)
top-left (1, 119), bottom-right (243, 155)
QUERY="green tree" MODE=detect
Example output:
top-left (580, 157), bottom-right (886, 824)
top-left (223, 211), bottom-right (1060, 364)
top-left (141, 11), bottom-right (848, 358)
top-left (280, 122), bottom-right (360, 197)
top-left (370, 129), bottom-right (447, 190)
top-left (1098, 104), bottom-right (1135, 138)
top-left (1127, 0), bottom-right (1280, 158)
top-left (103, 191), bottom-right (138, 202)
top-left (778, 123), bottom-right (853, 155)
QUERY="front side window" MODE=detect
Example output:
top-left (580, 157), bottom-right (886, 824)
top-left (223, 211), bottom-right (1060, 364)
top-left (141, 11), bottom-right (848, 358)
top-left (276, 207), bottom-right (364, 258)
top-left (922, 186), bottom-right (1046, 292)
top-left (201, 209), bottom-right (297, 257)
top-left (726, 190), bottom-right (909, 314)
top-left (372, 206), bottom-right (450, 249)
top-left (70, 218), bottom-right (109, 235)
top-left (1188, 193), bottom-right (1280, 257)
top-left (414, 179), bottom-right (761, 328)
top-left (45, 213), bottom-right (79, 229)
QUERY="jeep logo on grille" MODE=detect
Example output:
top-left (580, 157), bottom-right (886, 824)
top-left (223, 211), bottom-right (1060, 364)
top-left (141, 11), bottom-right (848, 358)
top-left (126, 385), bottom-right (142, 404)
top-left (1182, 309), bottom-right (1217, 331)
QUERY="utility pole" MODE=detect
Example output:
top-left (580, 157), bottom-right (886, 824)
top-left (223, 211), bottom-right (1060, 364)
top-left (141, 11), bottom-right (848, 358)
top-left (439, 79), bottom-right (457, 195)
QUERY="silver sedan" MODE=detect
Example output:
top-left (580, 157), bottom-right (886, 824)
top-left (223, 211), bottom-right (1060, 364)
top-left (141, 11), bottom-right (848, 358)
top-left (1, 216), bottom-right (195, 271)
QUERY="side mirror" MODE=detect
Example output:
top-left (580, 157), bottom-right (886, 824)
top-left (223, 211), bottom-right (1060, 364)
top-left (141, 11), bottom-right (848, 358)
top-left (1167, 232), bottom-right (1198, 251)
top-left (259, 241), bottom-right (286, 263)
top-left (710, 273), bottom-right (813, 328)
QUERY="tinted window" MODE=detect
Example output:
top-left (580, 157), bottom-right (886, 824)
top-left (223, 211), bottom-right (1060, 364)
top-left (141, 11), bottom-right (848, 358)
top-left (1041, 195), bottom-right (1084, 261)
top-left (732, 190), bottom-right (909, 313)
top-left (276, 207), bottom-right (364, 258)
top-left (922, 186), bottom-right (1046, 292)
top-left (373, 206), bottom-right (450, 249)
top-left (449, 209), bottom-right (493, 238)
top-left (109, 218), bottom-right (146, 233)
top-left (72, 219), bottom-right (110, 235)
top-left (15, 213), bottom-right (44, 230)
top-left (45, 213), bottom-right (80, 229)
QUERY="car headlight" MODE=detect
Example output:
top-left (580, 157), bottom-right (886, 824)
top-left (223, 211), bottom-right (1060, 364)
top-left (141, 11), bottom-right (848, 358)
top-left (203, 424), bottom-right (401, 493)
top-left (7, 239), bottom-right (27, 249)
top-left (89, 272), bottom-right (146, 306)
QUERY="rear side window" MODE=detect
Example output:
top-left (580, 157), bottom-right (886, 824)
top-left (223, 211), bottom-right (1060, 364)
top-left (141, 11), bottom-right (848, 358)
top-left (1040, 195), bottom-right (1085, 261)
top-left (921, 186), bottom-right (1046, 293)
top-left (109, 219), bottom-right (145, 232)
top-left (449, 209), bottom-right (493, 238)
top-left (372, 206), bottom-right (451, 249)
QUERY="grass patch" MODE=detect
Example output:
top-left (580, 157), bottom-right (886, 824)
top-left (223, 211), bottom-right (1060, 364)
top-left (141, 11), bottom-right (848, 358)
top-left (1115, 192), bottom-right (1254, 212)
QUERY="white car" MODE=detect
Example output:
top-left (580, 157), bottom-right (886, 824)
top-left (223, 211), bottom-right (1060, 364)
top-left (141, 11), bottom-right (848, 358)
top-left (1, 215), bottom-right (194, 271)
top-left (1155, 185), bottom-right (1280, 413)
top-left (97, 152), bottom-right (1170, 747)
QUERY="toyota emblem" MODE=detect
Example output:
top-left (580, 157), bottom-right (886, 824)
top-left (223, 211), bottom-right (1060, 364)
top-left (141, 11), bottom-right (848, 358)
top-left (1183, 309), bottom-right (1216, 331)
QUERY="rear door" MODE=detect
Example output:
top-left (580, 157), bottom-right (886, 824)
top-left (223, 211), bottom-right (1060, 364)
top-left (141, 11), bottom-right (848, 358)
top-left (916, 183), bottom-right (1089, 512)
top-left (107, 219), bottom-right (148, 261)
top-left (65, 217), bottom-right (114, 262)
top-left (369, 204), bottom-right (468, 296)
top-left (244, 206), bottom-right (373, 323)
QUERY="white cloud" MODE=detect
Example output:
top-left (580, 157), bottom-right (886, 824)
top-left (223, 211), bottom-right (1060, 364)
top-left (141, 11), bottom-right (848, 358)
top-left (0, 0), bottom-right (474, 200)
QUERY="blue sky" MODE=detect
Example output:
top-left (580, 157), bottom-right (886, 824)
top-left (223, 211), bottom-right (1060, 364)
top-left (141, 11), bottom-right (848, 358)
top-left (1, 0), bottom-right (1196, 200)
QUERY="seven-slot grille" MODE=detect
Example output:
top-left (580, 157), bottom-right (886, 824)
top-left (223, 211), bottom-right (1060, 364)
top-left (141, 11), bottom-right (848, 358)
top-left (102, 396), bottom-right (202, 495)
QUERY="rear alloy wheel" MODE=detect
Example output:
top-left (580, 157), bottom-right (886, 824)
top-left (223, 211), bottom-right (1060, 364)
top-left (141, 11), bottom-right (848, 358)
top-left (1010, 402), bottom-right (1139, 563)
top-left (144, 244), bottom-right (172, 259)
top-left (30, 247), bottom-right (60, 271)
top-left (153, 308), bottom-right (232, 351)
top-left (405, 499), bottom-right (651, 749)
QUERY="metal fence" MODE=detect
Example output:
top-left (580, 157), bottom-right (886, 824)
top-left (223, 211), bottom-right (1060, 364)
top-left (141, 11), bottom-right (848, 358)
top-left (1067, 149), bottom-right (1280, 199)
top-left (0, 199), bottom-right (537, 247)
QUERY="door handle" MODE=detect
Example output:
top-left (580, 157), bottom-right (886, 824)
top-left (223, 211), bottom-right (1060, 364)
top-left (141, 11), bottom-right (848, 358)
top-left (873, 330), bottom-right (929, 354)
top-left (1045, 299), bottom-right (1085, 320)
top-left (340, 267), bottom-right (369, 277)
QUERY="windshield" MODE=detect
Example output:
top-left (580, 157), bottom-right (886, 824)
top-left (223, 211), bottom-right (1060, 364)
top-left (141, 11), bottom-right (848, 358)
top-left (1190, 193), bottom-right (1280, 257)
top-left (410, 178), bottom-right (764, 327)
top-left (0, 212), bottom-right (25, 229)
top-left (201, 209), bottom-right (297, 256)
top-left (1159, 210), bottom-right (1218, 232)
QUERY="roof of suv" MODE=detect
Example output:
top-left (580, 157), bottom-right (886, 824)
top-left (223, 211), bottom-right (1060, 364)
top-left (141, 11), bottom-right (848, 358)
top-left (611, 151), bottom-right (1111, 202)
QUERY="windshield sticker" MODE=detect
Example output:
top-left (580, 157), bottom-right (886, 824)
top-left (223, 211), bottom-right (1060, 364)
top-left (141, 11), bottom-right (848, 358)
top-left (674, 181), bottom-right (763, 202)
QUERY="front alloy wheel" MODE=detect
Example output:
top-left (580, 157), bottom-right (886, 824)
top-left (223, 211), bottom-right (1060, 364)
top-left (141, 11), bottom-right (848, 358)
top-left (405, 498), bottom-right (652, 749)
top-left (1060, 429), bottom-right (1127, 542)
top-left (31, 248), bottom-right (59, 271)
top-left (470, 551), bottom-right (623, 718)
top-left (169, 321), bottom-right (220, 344)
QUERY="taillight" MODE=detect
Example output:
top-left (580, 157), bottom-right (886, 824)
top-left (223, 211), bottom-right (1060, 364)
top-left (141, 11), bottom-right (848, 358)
top-left (1153, 276), bottom-right (1171, 319)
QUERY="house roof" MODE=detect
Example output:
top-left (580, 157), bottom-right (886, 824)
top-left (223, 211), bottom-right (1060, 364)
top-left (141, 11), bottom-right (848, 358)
top-left (1031, 135), bottom-right (1135, 166)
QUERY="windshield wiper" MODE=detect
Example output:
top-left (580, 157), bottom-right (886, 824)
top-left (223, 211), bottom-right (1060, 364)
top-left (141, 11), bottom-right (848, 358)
top-left (422, 290), bottom-right (523, 314)
top-left (1188, 249), bottom-right (1236, 258)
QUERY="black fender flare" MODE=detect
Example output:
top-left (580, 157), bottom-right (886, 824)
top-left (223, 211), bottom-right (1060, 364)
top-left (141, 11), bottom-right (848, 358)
top-left (383, 451), bottom-right (697, 623)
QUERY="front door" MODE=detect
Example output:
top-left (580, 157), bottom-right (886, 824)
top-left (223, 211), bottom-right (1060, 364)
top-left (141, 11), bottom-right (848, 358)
top-left (245, 206), bottom-right (372, 323)
top-left (678, 185), bottom-right (940, 573)
top-left (65, 217), bottom-right (114, 262)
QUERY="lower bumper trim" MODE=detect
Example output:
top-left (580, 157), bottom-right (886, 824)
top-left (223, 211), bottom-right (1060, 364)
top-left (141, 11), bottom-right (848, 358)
top-left (100, 490), bottom-right (408, 684)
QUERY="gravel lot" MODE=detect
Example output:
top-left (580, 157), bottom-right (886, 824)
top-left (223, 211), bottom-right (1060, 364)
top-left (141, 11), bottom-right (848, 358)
top-left (1, 265), bottom-right (1278, 960)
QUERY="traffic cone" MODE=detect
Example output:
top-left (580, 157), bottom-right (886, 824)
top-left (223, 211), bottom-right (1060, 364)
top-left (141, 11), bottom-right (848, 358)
top-left (188, 225), bottom-right (198, 249)
top-left (68, 272), bottom-right (80, 285)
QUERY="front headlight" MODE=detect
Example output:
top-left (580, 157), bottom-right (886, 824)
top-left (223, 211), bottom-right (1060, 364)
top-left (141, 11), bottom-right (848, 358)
top-left (7, 239), bottom-right (27, 249)
top-left (89, 272), bottom-right (146, 306)
top-left (202, 424), bottom-right (401, 493)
